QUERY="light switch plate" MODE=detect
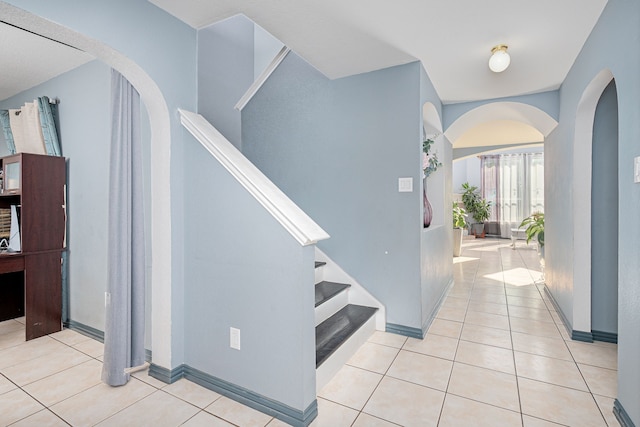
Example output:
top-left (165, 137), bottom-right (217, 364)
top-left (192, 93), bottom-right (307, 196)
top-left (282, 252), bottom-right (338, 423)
top-left (398, 177), bottom-right (413, 192)
top-left (230, 327), bottom-right (241, 350)
top-left (634, 156), bottom-right (640, 183)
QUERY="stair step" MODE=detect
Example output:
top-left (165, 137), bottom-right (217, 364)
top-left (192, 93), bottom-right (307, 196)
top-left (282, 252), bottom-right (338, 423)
top-left (315, 261), bottom-right (326, 268)
top-left (316, 304), bottom-right (378, 368)
top-left (315, 281), bottom-right (350, 307)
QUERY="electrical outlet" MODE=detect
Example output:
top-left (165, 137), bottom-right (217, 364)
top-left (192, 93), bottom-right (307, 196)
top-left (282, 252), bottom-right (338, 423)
top-left (230, 327), bottom-right (241, 350)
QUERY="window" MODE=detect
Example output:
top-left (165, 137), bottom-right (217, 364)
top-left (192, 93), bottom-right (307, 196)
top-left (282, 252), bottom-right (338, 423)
top-left (481, 152), bottom-right (544, 238)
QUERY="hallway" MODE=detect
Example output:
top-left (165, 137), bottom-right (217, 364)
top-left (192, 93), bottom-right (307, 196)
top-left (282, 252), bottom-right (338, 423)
top-left (316, 238), bottom-right (618, 426)
top-left (0, 239), bottom-right (619, 426)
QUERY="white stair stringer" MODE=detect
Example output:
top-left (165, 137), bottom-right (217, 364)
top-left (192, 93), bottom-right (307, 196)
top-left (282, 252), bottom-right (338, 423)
top-left (313, 247), bottom-right (386, 392)
top-left (315, 288), bottom-right (349, 326)
top-left (314, 247), bottom-right (386, 331)
top-left (315, 313), bottom-right (376, 393)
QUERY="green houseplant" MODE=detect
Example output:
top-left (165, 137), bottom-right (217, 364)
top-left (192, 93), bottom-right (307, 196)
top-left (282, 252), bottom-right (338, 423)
top-left (422, 138), bottom-right (442, 228)
top-left (453, 202), bottom-right (467, 229)
top-left (461, 182), bottom-right (491, 237)
top-left (519, 212), bottom-right (544, 246)
top-left (519, 212), bottom-right (545, 277)
top-left (452, 202), bottom-right (467, 256)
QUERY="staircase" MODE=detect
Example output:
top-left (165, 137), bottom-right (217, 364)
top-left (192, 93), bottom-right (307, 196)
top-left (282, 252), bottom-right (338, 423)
top-left (314, 259), bottom-right (379, 391)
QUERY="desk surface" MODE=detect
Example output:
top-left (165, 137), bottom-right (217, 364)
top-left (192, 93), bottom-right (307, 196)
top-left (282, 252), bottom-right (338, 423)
top-left (0, 252), bottom-right (25, 274)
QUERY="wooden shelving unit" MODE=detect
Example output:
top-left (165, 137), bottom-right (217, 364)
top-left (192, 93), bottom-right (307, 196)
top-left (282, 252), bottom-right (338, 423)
top-left (0, 153), bottom-right (66, 340)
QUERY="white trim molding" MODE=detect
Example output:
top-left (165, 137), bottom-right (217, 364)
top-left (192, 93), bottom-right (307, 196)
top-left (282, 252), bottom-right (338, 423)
top-left (179, 109), bottom-right (329, 246)
top-left (235, 46), bottom-right (291, 111)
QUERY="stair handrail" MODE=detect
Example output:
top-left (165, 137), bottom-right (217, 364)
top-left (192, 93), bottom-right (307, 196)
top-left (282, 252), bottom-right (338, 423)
top-left (235, 46), bottom-right (291, 111)
top-left (179, 109), bottom-right (330, 246)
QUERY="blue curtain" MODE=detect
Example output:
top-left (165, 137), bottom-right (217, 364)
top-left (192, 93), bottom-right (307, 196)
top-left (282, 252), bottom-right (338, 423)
top-left (101, 70), bottom-right (146, 386)
top-left (0, 110), bottom-right (16, 154)
top-left (37, 97), bottom-right (62, 156)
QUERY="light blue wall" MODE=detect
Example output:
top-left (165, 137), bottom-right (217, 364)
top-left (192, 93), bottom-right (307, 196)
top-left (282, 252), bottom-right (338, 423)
top-left (6, 0), bottom-right (197, 368)
top-left (0, 61), bottom-right (111, 330)
top-left (197, 15), bottom-right (285, 150)
top-left (182, 135), bottom-right (316, 412)
top-left (419, 66), bottom-right (453, 332)
top-left (198, 15), bottom-right (255, 149)
top-left (254, 24), bottom-right (284, 80)
top-left (591, 79), bottom-right (618, 336)
top-left (544, 0), bottom-right (640, 423)
top-left (242, 55), bottom-right (429, 330)
top-left (0, 61), bottom-right (155, 349)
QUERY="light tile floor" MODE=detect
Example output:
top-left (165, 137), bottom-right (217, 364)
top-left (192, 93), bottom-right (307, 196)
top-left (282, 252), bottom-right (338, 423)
top-left (0, 238), bottom-right (619, 426)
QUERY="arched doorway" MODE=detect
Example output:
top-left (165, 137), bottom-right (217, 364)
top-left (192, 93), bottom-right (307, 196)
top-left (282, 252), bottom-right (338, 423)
top-left (0, 2), bottom-right (175, 368)
top-left (572, 69), bottom-right (617, 341)
top-left (422, 102), bottom-right (445, 228)
top-left (591, 79), bottom-right (618, 342)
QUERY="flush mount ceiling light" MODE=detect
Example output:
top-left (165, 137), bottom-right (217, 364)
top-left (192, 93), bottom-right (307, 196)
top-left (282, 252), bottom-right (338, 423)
top-left (489, 44), bottom-right (510, 73)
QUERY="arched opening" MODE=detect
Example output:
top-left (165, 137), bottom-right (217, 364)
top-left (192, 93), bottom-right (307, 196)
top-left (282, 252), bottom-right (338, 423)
top-left (0, 3), bottom-right (174, 368)
top-left (422, 102), bottom-right (445, 228)
top-left (572, 69), bottom-right (616, 338)
top-left (446, 102), bottom-right (556, 241)
top-left (591, 78), bottom-right (618, 342)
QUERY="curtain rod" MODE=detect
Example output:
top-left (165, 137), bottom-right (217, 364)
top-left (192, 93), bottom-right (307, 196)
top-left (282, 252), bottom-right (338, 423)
top-left (12, 97), bottom-right (60, 115)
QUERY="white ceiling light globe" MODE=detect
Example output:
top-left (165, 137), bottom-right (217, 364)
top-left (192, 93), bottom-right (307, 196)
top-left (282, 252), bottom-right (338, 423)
top-left (489, 45), bottom-right (510, 73)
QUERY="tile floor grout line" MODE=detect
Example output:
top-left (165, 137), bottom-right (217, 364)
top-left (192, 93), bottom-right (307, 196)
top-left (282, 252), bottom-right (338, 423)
top-left (500, 245), bottom-right (527, 427)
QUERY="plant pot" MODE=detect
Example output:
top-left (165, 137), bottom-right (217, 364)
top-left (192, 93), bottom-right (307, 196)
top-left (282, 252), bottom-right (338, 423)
top-left (472, 223), bottom-right (485, 238)
top-left (537, 243), bottom-right (545, 281)
top-left (453, 228), bottom-right (464, 257)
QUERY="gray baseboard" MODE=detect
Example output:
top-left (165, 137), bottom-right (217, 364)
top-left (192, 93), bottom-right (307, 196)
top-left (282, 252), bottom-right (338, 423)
top-left (614, 399), bottom-right (636, 427)
top-left (65, 319), bottom-right (104, 342)
top-left (592, 330), bottom-right (617, 344)
top-left (147, 363), bottom-right (317, 426)
top-left (386, 323), bottom-right (423, 339)
top-left (571, 330), bottom-right (594, 342)
top-left (542, 286), bottom-right (593, 342)
top-left (148, 363), bottom-right (184, 384)
top-left (421, 278), bottom-right (454, 337)
top-left (65, 320), bottom-right (152, 361)
top-left (184, 365), bottom-right (317, 427)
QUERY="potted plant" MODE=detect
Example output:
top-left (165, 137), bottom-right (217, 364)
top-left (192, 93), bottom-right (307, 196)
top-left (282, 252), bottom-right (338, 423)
top-left (422, 138), bottom-right (442, 228)
top-left (452, 202), bottom-right (467, 257)
top-left (519, 212), bottom-right (545, 277)
top-left (519, 212), bottom-right (544, 252)
top-left (461, 182), bottom-right (491, 237)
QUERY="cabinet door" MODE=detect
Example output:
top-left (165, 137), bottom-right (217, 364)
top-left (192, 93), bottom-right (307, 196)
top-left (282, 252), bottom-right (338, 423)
top-left (25, 252), bottom-right (62, 340)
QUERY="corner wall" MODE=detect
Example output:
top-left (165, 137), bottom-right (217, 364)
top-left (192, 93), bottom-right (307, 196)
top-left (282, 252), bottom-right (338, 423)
top-left (182, 133), bottom-right (316, 415)
top-left (242, 55), bottom-right (427, 331)
top-left (420, 67), bottom-right (453, 333)
top-left (198, 15), bottom-right (255, 149)
top-left (4, 0), bottom-right (198, 370)
top-left (544, 0), bottom-right (640, 423)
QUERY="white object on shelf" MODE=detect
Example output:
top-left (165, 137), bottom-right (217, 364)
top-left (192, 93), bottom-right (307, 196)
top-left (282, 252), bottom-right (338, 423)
top-left (8, 205), bottom-right (20, 252)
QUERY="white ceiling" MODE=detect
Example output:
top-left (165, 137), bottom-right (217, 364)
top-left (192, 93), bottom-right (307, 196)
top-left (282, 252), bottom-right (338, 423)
top-left (1, 1), bottom-right (608, 148)
top-left (0, 23), bottom-right (93, 102)
top-left (149, 0), bottom-right (608, 103)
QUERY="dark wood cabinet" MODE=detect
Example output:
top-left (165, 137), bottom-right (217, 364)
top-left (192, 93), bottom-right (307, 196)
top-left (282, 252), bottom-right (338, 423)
top-left (0, 153), bottom-right (66, 340)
